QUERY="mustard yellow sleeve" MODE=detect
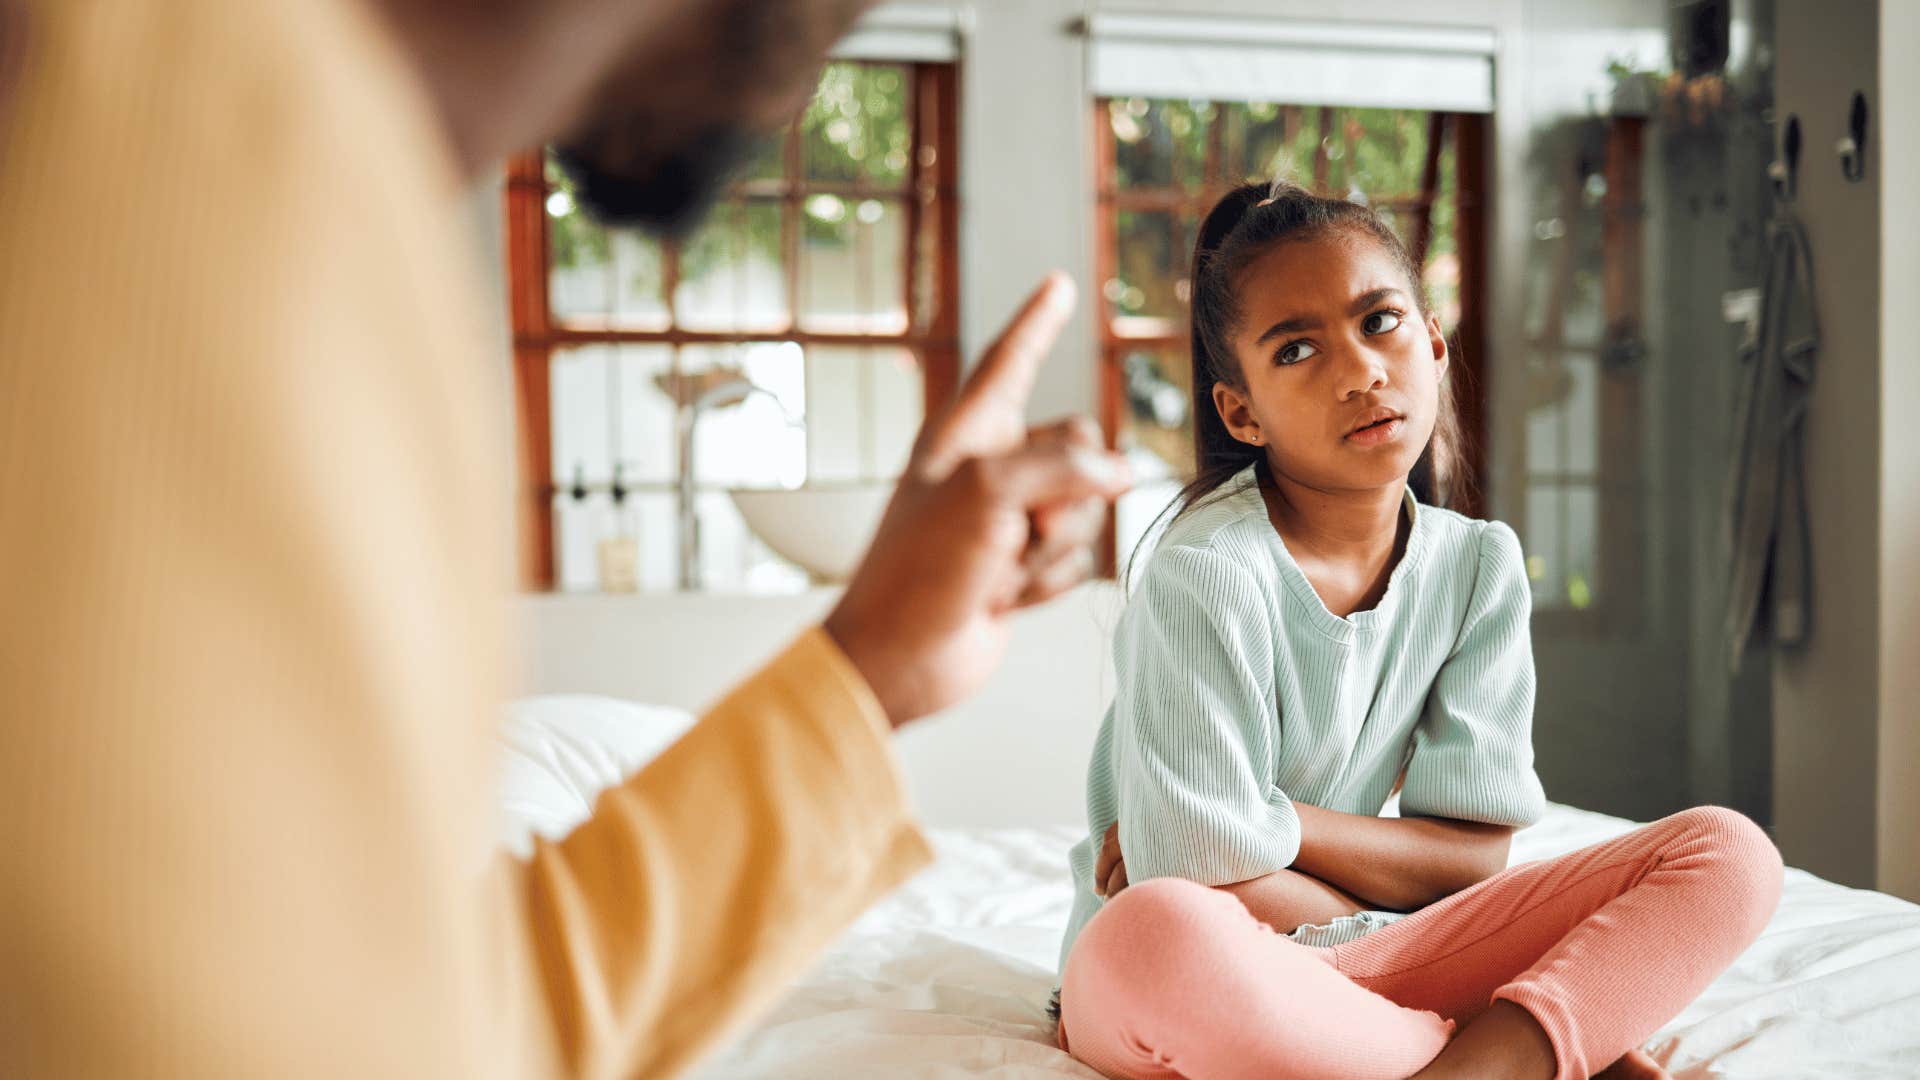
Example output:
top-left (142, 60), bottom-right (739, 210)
top-left (489, 627), bottom-right (935, 1080)
top-left (2, 4), bottom-right (932, 1079)
top-left (0, 1), bottom-right (564, 1077)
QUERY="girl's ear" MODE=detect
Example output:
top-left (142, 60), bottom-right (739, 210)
top-left (1212, 381), bottom-right (1264, 446)
top-left (1426, 311), bottom-right (1450, 382)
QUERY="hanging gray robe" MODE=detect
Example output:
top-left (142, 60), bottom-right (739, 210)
top-left (1724, 207), bottom-right (1819, 672)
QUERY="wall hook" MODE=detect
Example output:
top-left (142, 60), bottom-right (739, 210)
top-left (1768, 114), bottom-right (1801, 202)
top-left (570, 462), bottom-right (589, 503)
top-left (1838, 91), bottom-right (1868, 183)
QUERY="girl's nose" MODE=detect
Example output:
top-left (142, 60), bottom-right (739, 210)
top-left (1335, 345), bottom-right (1389, 400)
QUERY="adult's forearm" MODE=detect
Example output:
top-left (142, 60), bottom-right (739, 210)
top-left (495, 628), bottom-right (934, 1079)
top-left (1214, 867), bottom-right (1372, 933)
top-left (1289, 802), bottom-right (1513, 913)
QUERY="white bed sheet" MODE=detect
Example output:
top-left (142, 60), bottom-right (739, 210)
top-left (690, 802), bottom-right (1920, 1079)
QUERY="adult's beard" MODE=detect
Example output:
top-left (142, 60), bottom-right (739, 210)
top-left (549, 126), bottom-right (775, 240)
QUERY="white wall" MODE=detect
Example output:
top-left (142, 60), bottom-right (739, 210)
top-left (955, 0), bottom-right (1094, 423)
top-left (518, 584), bottom-right (1126, 828)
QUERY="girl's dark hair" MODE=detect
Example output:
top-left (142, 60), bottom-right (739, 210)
top-left (1125, 180), bottom-right (1471, 587)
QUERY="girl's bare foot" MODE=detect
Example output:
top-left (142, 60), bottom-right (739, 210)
top-left (1404, 999), bottom-right (1556, 1080)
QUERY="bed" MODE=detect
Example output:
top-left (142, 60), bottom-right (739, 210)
top-left (499, 692), bottom-right (1920, 1080)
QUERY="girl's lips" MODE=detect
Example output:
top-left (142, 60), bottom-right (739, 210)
top-left (1345, 417), bottom-right (1404, 446)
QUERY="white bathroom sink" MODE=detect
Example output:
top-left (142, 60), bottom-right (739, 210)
top-left (728, 483), bottom-right (895, 582)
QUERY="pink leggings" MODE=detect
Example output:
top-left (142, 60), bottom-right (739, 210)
top-left (1058, 806), bottom-right (1782, 1080)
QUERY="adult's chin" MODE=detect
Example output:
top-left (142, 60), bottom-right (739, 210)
top-left (550, 126), bottom-right (772, 239)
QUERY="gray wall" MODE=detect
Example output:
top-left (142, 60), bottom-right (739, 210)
top-left (1496, 0), bottom-right (1685, 824)
top-left (1879, 0), bottom-right (1920, 902)
top-left (1658, 0), bottom-right (1777, 828)
top-left (1769, 0), bottom-right (1883, 891)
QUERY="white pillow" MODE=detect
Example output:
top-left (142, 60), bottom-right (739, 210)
top-left (497, 695), bottom-right (696, 857)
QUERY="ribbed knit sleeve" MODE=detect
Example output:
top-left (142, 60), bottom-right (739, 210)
top-left (1109, 545), bottom-right (1302, 885)
top-left (1398, 521), bottom-right (1549, 828)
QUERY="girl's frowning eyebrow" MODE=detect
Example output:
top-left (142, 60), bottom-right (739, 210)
top-left (1253, 287), bottom-right (1410, 345)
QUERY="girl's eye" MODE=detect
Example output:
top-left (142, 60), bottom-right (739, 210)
top-left (1363, 310), bottom-right (1404, 335)
top-left (1276, 340), bottom-right (1318, 366)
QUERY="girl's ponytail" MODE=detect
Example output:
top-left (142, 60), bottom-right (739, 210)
top-left (1186, 185), bottom-right (1272, 505)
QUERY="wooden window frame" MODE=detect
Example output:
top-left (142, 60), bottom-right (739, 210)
top-left (1092, 102), bottom-right (1492, 576)
top-left (505, 62), bottom-right (962, 590)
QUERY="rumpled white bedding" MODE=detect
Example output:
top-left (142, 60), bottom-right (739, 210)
top-left (689, 803), bottom-right (1920, 1079)
top-left (495, 697), bottom-right (1920, 1078)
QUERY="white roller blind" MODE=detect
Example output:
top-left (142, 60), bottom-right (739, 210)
top-left (831, 3), bottom-right (964, 63)
top-left (1086, 14), bottom-right (1495, 113)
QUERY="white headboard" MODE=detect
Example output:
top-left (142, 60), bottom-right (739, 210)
top-left (517, 582), bottom-right (1124, 828)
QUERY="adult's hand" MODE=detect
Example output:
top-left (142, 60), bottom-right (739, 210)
top-left (823, 272), bottom-right (1131, 727)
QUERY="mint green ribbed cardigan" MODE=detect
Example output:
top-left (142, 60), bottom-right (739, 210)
top-left (1059, 463), bottom-right (1549, 973)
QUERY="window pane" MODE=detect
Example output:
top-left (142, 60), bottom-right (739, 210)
top-left (1108, 99), bottom-right (1213, 190)
top-left (742, 132), bottom-right (788, 183)
top-left (550, 346), bottom-right (613, 485)
top-left (803, 62), bottom-right (913, 188)
top-left (679, 343), bottom-right (807, 488)
top-left (1112, 344), bottom-right (1192, 584)
top-left (1565, 484), bottom-right (1598, 609)
top-left (1523, 481), bottom-right (1600, 610)
top-left (1223, 102), bottom-right (1322, 186)
top-left (553, 489), bottom-right (611, 592)
top-left (1109, 99), bottom-right (1167, 188)
top-left (1563, 271), bottom-right (1606, 347)
top-left (1318, 106), bottom-right (1425, 196)
top-left (674, 202), bottom-right (789, 332)
top-left (1523, 354), bottom-right (1601, 481)
top-left (805, 347), bottom-right (922, 482)
top-left (610, 230), bottom-right (669, 329)
top-left (554, 489), bottom-right (676, 593)
top-left (549, 210), bottom-right (613, 320)
top-left (1167, 101), bottom-right (1214, 189)
top-left (1110, 210), bottom-right (1191, 332)
top-left (1564, 356), bottom-right (1599, 475)
top-left (551, 345), bottom-right (678, 486)
top-left (798, 197), bottom-right (908, 334)
top-left (1117, 346), bottom-right (1193, 478)
top-left (1342, 107), bottom-right (1428, 197)
top-left (1424, 133), bottom-right (1461, 330)
top-left (612, 345), bottom-right (676, 484)
top-left (1525, 360), bottom-right (1569, 476)
top-left (1525, 482), bottom-right (1563, 608)
top-left (806, 348), bottom-right (860, 483)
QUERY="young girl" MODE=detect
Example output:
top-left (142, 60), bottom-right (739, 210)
top-left (1050, 181), bottom-right (1782, 1080)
